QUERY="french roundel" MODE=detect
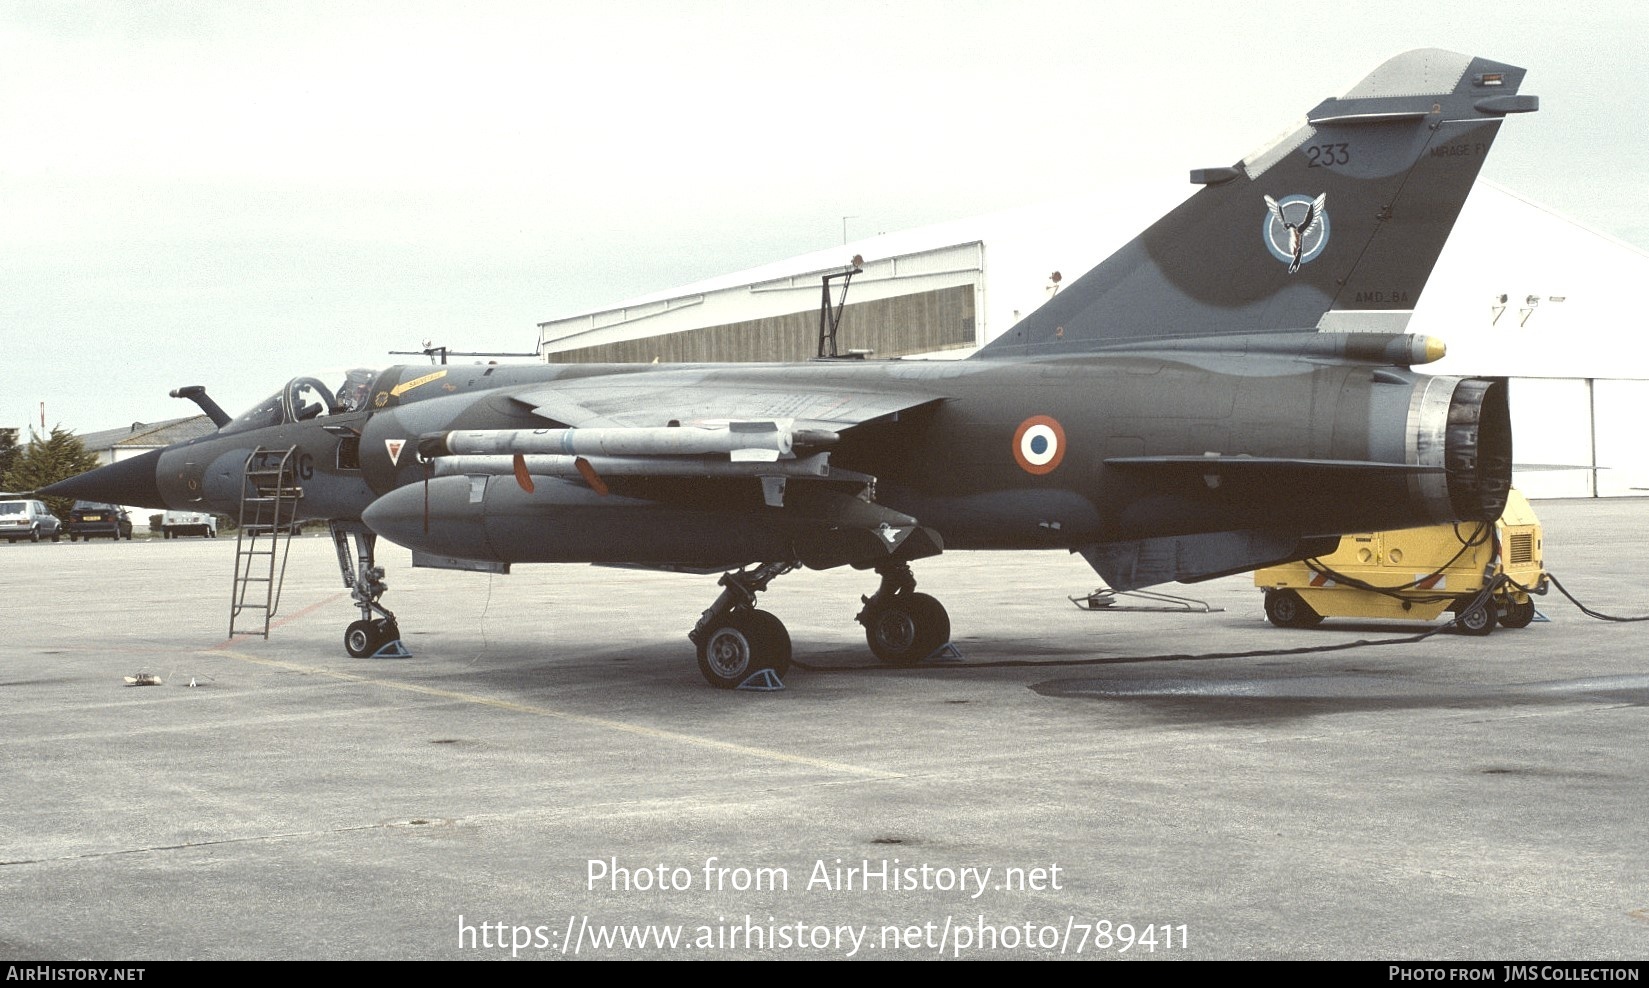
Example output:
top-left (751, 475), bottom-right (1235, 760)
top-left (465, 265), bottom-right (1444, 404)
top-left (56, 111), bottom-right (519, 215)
top-left (1012, 415), bottom-right (1066, 475)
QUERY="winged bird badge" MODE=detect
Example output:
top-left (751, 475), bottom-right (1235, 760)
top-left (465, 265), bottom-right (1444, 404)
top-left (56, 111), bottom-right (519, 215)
top-left (1263, 193), bottom-right (1329, 273)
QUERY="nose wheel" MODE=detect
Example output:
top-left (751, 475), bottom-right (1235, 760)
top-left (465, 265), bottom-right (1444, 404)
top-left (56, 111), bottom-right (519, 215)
top-left (332, 522), bottom-right (406, 658)
top-left (345, 617), bottom-right (403, 658)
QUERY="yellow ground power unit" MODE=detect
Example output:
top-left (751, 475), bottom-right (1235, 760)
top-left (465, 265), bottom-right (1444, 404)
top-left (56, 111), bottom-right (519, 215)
top-left (1254, 490), bottom-right (1545, 635)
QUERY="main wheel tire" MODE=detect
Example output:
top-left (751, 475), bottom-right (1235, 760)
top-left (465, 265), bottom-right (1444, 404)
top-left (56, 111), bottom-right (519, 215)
top-left (50, 531), bottom-right (60, 543)
top-left (1454, 597), bottom-right (1496, 636)
top-left (1500, 597), bottom-right (1536, 629)
top-left (864, 592), bottom-right (951, 666)
top-left (696, 609), bottom-right (791, 689)
top-left (344, 620), bottom-right (378, 658)
top-left (1264, 589), bottom-right (1324, 629)
top-left (30, 526), bottom-right (40, 543)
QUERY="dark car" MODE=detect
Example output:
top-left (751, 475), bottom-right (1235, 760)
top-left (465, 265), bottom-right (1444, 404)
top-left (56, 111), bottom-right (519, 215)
top-left (68, 501), bottom-right (133, 541)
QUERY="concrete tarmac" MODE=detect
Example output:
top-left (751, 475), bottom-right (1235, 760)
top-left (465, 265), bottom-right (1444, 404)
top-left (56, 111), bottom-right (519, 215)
top-left (3, 499), bottom-right (1647, 960)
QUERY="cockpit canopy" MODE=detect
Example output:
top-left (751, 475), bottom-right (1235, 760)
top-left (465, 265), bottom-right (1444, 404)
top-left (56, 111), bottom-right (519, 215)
top-left (220, 369), bottom-right (380, 436)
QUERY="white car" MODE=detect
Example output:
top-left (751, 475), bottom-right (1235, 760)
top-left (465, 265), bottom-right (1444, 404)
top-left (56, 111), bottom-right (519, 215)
top-left (0, 500), bottom-right (63, 543)
top-left (161, 509), bottom-right (218, 539)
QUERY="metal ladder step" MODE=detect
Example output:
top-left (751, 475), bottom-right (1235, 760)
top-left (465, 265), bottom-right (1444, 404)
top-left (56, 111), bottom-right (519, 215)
top-left (229, 445), bottom-right (301, 640)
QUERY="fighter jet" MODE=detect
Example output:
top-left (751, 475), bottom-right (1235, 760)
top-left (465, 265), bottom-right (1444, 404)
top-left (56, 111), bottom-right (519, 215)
top-left (47, 50), bottom-right (1534, 688)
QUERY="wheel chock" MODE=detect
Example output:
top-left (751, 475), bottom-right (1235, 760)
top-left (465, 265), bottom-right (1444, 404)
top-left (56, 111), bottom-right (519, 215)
top-left (736, 669), bottom-right (785, 691)
top-left (1532, 608), bottom-right (1550, 624)
top-left (371, 639), bottom-right (413, 659)
top-left (926, 642), bottom-right (965, 664)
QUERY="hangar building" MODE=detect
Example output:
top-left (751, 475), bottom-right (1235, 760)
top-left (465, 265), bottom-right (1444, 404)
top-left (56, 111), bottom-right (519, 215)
top-left (539, 181), bottom-right (1649, 499)
top-left (79, 415), bottom-right (216, 467)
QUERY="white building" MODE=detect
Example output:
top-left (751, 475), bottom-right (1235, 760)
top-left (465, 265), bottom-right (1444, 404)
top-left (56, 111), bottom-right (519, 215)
top-left (1416, 185), bottom-right (1649, 498)
top-left (79, 415), bottom-right (216, 467)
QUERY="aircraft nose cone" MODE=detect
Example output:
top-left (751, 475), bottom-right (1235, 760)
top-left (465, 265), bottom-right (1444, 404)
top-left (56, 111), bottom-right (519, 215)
top-left (41, 447), bottom-right (168, 509)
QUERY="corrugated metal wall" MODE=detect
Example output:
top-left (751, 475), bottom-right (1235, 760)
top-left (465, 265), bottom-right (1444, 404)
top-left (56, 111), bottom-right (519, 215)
top-left (546, 285), bottom-right (975, 363)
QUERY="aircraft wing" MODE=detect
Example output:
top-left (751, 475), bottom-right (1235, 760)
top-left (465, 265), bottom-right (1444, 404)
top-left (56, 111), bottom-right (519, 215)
top-left (510, 370), bottom-right (943, 432)
top-left (402, 370), bottom-right (953, 572)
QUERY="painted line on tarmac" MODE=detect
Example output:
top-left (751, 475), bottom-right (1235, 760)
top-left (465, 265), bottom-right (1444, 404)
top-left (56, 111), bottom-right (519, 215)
top-left (207, 647), bottom-right (902, 780)
top-left (25, 592), bottom-right (355, 658)
top-left (209, 590), bottom-right (353, 650)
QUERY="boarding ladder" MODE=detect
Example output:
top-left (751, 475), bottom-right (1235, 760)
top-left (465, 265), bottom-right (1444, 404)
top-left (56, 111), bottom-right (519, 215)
top-left (229, 446), bottom-right (302, 639)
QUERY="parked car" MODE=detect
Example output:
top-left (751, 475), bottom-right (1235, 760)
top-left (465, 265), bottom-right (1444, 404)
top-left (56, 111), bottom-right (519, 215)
top-left (162, 509), bottom-right (218, 538)
top-left (0, 500), bottom-right (63, 543)
top-left (68, 501), bottom-right (133, 541)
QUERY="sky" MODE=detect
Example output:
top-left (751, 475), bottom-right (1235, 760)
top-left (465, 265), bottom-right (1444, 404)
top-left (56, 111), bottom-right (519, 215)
top-left (3, 0), bottom-right (1645, 435)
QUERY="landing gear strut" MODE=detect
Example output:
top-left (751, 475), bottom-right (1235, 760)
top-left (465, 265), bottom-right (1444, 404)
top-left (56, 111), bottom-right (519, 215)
top-left (331, 521), bottom-right (404, 657)
top-left (690, 562), bottom-right (795, 689)
top-left (856, 562), bottom-right (951, 666)
top-left (688, 558), bottom-right (953, 688)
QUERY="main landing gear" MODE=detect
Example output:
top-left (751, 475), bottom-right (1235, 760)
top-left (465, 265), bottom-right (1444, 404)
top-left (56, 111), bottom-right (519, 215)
top-left (690, 562), bottom-right (795, 689)
top-left (688, 560), bottom-right (953, 689)
top-left (331, 522), bottom-right (406, 658)
top-left (855, 562), bottom-right (951, 666)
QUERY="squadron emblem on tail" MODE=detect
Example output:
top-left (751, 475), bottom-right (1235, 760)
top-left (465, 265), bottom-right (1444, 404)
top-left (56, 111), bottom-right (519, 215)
top-left (1263, 193), bottom-right (1329, 273)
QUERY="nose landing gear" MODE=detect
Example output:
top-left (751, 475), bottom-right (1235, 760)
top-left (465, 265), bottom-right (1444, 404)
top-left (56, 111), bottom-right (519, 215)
top-left (332, 522), bottom-right (407, 658)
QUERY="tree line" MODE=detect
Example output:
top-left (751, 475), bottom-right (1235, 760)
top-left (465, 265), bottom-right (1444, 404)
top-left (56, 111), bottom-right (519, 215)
top-left (1, 427), bottom-right (103, 520)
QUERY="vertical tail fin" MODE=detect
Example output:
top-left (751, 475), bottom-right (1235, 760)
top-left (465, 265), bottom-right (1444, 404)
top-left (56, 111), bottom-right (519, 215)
top-left (978, 49), bottom-right (1537, 358)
